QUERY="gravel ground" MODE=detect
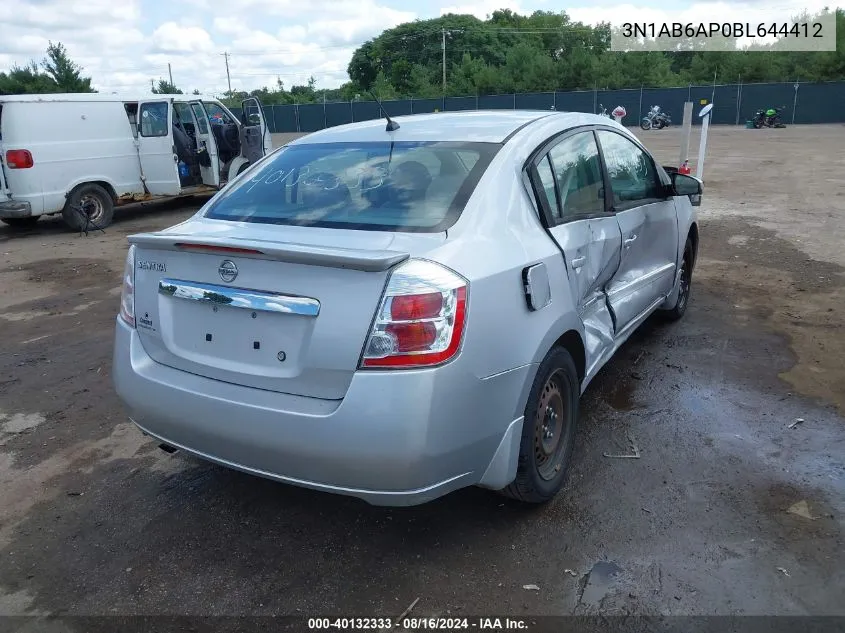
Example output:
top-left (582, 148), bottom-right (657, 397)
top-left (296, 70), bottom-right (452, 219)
top-left (0, 124), bottom-right (843, 627)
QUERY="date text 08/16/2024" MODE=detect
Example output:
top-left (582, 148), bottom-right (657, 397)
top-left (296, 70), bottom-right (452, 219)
top-left (307, 617), bottom-right (529, 630)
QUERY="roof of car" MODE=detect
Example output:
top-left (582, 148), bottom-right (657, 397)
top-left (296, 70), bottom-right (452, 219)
top-left (288, 110), bottom-right (601, 144)
top-left (0, 93), bottom-right (218, 103)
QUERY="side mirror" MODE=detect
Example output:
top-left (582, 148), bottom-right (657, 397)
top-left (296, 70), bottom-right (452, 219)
top-left (671, 172), bottom-right (703, 207)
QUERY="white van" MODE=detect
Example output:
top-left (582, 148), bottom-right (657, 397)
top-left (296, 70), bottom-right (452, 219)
top-left (0, 93), bottom-right (271, 230)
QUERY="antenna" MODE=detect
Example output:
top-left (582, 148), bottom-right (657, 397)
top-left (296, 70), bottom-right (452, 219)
top-left (369, 91), bottom-right (400, 132)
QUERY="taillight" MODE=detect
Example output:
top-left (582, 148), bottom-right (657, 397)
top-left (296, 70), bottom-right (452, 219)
top-left (119, 245), bottom-right (136, 327)
top-left (361, 259), bottom-right (468, 369)
top-left (5, 149), bottom-right (34, 169)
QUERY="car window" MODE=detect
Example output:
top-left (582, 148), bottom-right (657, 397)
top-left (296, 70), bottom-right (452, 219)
top-left (204, 141), bottom-right (500, 232)
top-left (139, 102), bottom-right (168, 137)
top-left (535, 155), bottom-right (558, 214)
top-left (548, 132), bottom-right (604, 219)
top-left (173, 102), bottom-right (193, 126)
top-left (190, 104), bottom-right (210, 134)
top-left (205, 103), bottom-right (234, 125)
top-left (596, 130), bottom-right (662, 205)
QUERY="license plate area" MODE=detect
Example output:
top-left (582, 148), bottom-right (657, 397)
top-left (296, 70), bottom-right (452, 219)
top-left (157, 280), bottom-right (317, 378)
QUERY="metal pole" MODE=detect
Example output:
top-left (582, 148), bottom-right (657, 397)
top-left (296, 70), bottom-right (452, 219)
top-left (513, 93), bottom-right (516, 109)
top-left (323, 99), bottom-right (327, 130)
top-left (697, 111), bottom-right (710, 181)
top-left (711, 68), bottom-right (717, 104)
top-left (735, 76), bottom-right (741, 125)
top-left (638, 85), bottom-right (643, 120)
top-left (792, 82), bottom-right (799, 125)
top-left (410, 95), bottom-right (414, 115)
top-left (350, 99), bottom-right (354, 122)
top-left (553, 91), bottom-right (556, 111)
top-left (168, 63), bottom-right (173, 87)
top-left (593, 84), bottom-right (597, 114)
top-left (223, 52), bottom-right (232, 95)
top-left (295, 102), bottom-right (301, 133)
top-left (679, 102), bottom-right (693, 166)
top-left (441, 29), bottom-right (446, 92)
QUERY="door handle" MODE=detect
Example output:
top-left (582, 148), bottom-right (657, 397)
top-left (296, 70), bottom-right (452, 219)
top-left (624, 234), bottom-right (638, 247)
top-left (570, 256), bottom-right (586, 269)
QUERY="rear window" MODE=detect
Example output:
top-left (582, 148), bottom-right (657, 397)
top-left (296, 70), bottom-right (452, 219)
top-left (204, 141), bottom-right (499, 232)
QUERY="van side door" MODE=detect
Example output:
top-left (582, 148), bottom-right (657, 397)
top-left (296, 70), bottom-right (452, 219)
top-left (136, 100), bottom-right (180, 195)
top-left (240, 97), bottom-right (271, 164)
top-left (527, 129), bottom-right (622, 380)
top-left (188, 101), bottom-right (221, 187)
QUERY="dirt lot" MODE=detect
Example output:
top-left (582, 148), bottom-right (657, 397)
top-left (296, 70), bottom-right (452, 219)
top-left (0, 124), bottom-right (843, 626)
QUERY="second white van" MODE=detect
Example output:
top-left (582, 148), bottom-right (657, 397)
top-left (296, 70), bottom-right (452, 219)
top-left (0, 93), bottom-right (272, 230)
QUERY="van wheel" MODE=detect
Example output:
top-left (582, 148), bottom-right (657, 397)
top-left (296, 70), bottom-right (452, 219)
top-left (62, 184), bottom-right (114, 231)
top-left (1, 217), bottom-right (39, 229)
top-left (501, 347), bottom-right (579, 504)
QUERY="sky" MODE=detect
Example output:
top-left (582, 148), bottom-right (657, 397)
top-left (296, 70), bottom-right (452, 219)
top-left (0, 0), bottom-right (836, 96)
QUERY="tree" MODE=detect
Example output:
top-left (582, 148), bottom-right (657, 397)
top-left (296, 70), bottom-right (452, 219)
top-left (1, 42), bottom-right (94, 95)
top-left (0, 63), bottom-right (58, 95)
top-left (42, 42), bottom-right (94, 92)
top-left (152, 79), bottom-right (183, 94)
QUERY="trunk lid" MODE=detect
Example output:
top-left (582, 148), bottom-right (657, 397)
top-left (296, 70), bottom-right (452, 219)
top-left (129, 222), bottom-right (445, 400)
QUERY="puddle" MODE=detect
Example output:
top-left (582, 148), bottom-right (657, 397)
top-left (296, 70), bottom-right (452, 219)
top-left (580, 561), bottom-right (623, 605)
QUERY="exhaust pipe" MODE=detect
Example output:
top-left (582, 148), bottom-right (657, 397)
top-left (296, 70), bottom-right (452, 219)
top-left (158, 443), bottom-right (178, 454)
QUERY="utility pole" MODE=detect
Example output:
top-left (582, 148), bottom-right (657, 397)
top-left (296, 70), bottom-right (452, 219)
top-left (150, 78), bottom-right (154, 92)
top-left (168, 63), bottom-right (173, 87)
top-left (441, 29), bottom-right (446, 92)
top-left (222, 52), bottom-right (232, 95)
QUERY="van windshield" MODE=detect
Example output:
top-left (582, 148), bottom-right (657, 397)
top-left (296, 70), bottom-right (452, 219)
top-left (204, 141), bottom-right (499, 232)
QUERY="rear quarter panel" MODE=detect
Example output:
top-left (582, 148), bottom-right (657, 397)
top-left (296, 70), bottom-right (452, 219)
top-left (426, 117), bottom-right (598, 418)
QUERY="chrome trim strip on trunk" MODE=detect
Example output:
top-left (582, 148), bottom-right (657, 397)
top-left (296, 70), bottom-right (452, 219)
top-left (158, 278), bottom-right (320, 316)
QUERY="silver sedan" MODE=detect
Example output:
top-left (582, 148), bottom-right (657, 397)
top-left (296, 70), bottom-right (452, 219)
top-left (113, 110), bottom-right (701, 506)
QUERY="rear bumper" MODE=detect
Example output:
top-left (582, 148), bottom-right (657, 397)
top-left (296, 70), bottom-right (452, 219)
top-left (112, 319), bottom-right (530, 506)
top-left (0, 199), bottom-right (32, 218)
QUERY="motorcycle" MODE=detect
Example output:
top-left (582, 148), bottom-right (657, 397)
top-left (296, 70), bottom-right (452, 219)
top-left (753, 106), bottom-right (787, 128)
top-left (641, 105), bottom-right (671, 130)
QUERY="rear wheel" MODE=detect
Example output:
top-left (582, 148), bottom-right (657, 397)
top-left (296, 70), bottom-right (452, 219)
top-left (640, 118), bottom-right (652, 130)
top-left (501, 347), bottom-right (580, 504)
top-left (62, 183), bottom-right (114, 231)
top-left (1, 216), bottom-right (39, 229)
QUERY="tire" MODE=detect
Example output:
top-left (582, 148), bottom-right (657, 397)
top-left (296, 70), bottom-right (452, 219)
top-left (640, 118), bottom-right (652, 131)
top-left (1, 216), bottom-right (39, 229)
top-left (501, 347), bottom-right (580, 504)
top-left (62, 183), bottom-right (114, 231)
top-left (660, 238), bottom-right (694, 321)
top-left (753, 119), bottom-right (763, 129)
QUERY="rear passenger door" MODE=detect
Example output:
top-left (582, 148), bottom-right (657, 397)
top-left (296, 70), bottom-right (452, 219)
top-left (527, 129), bottom-right (622, 378)
top-left (595, 130), bottom-right (678, 333)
